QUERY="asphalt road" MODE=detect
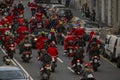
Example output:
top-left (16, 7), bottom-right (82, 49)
top-left (0, 0), bottom-right (120, 80)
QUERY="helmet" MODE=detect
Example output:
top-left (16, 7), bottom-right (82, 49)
top-left (59, 21), bottom-right (63, 25)
top-left (41, 31), bottom-right (45, 36)
top-left (41, 31), bottom-right (45, 35)
top-left (50, 28), bottom-right (55, 33)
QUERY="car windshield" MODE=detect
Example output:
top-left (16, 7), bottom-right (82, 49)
top-left (84, 22), bottom-right (99, 28)
top-left (0, 70), bottom-right (25, 79)
top-left (58, 9), bottom-right (71, 16)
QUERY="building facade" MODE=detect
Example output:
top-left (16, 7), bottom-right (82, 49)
top-left (79, 0), bottom-right (120, 27)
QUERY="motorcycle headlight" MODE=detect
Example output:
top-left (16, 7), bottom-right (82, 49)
top-left (34, 38), bottom-right (37, 41)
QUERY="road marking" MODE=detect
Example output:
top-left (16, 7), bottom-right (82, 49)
top-left (0, 47), bottom-right (34, 80)
top-left (100, 55), bottom-right (117, 68)
top-left (67, 66), bottom-right (74, 73)
top-left (0, 47), bottom-right (17, 66)
top-left (57, 57), bottom-right (64, 63)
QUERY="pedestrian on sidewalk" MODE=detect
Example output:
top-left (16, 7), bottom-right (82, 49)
top-left (85, 8), bottom-right (91, 18)
top-left (65, 0), bottom-right (71, 7)
top-left (91, 9), bottom-right (96, 21)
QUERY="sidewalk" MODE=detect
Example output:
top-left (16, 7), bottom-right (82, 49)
top-left (69, 1), bottom-right (109, 27)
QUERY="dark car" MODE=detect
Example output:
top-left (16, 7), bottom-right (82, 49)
top-left (35, 0), bottom-right (61, 4)
top-left (30, 29), bottom-right (50, 48)
top-left (0, 66), bottom-right (28, 80)
top-left (56, 8), bottom-right (73, 21)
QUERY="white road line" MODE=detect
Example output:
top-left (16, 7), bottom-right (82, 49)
top-left (13, 59), bottom-right (34, 80)
top-left (0, 47), bottom-right (17, 66)
top-left (57, 57), bottom-right (64, 63)
top-left (0, 47), bottom-right (34, 80)
top-left (67, 66), bottom-right (74, 73)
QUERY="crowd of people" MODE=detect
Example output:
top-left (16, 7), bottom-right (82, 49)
top-left (0, 0), bottom-right (102, 80)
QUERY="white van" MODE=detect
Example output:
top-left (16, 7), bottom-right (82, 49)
top-left (104, 35), bottom-right (120, 61)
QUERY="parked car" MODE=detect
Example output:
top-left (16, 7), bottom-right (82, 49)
top-left (0, 66), bottom-right (28, 80)
top-left (56, 7), bottom-right (73, 20)
top-left (103, 35), bottom-right (120, 63)
top-left (81, 20), bottom-right (100, 35)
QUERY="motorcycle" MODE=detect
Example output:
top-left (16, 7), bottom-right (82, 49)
top-left (51, 56), bottom-right (57, 72)
top-left (67, 46), bottom-right (75, 57)
top-left (72, 59), bottom-right (83, 75)
top-left (80, 73), bottom-right (96, 80)
top-left (21, 43), bottom-right (32, 62)
top-left (18, 9), bottom-right (24, 18)
top-left (41, 63), bottom-right (51, 80)
top-left (90, 55), bottom-right (101, 71)
top-left (7, 43), bottom-right (16, 59)
top-left (3, 55), bottom-right (11, 65)
top-left (57, 33), bottom-right (65, 45)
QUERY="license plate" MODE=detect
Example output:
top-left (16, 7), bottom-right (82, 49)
top-left (10, 47), bottom-right (14, 50)
top-left (69, 50), bottom-right (72, 53)
top-left (24, 44), bottom-right (31, 47)
top-left (77, 62), bottom-right (80, 65)
top-left (52, 58), bottom-right (55, 61)
top-left (26, 55), bottom-right (29, 58)
top-left (94, 59), bottom-right (98, 63)
top-left (46, 66), bottom-right (51, 70)
top-left (87, 74), bottom-right (93, 78)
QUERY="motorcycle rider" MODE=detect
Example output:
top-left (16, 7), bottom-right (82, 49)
top-left (19, 35), bottom-right (32, 55)
top-left (71, 47), bottom-right (84, 69)
top-left (38, 49), bottom-right (52, 71)
top-left (74, 36), bottom-right (86, 48)
top-left (11, 4), bottom-right (18, 18)
top-left (29, 16), bottom-right (37, 32)
top-left (17, 0), bottom-right (24, 11)
top-left (36, 31), bottom-right (48, 55)
top-left (64, 31), bottom-right (74, 54)
top-left (81, 62), bottom-right (95, 80)
top-left (48, 28), bottom-right (57, 44)
top-left (87, 36), bottom-right (101, 60)
top-left (47, 42), bottom-right (58, 58)
top-left (28, 1), bottom-right (37, 16)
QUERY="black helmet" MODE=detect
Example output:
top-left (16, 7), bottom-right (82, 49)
top-left (91, 42), bottom-right (97, 46)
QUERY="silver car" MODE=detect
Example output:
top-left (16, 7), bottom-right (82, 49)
top-left (0, 66), bottom-right (28, 80)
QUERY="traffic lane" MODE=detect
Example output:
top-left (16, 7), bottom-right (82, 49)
top-left (14, 0), bottom-right (31, 20)
top-left (94, 58), bottom-right (120, 80)
top-left (14, 47), bottom-right (82, 80)
top-left (14, 49), bottom-right (40, 80)
top-left (0, 48), bottom-right (5, 66)
top-left (58, 45), bottom-right (120, 80)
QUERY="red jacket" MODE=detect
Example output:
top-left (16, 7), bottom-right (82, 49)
top-left (74, 28), bottom-right (85, 37)
top-left (89, 31), bottom-right (95, 40)
top-left (28, 2), bottom-right (37, 10)
top-left (64, 35), bottom-right (74, 43)
top-left (36, 36), bottom-right (48, 50)
top-left (0, 27), bottom-right (9, 35)
top-left (47, 47), bottom-right (58, 57)
top-left (35, 13), bottom-right (42, 22)
top-left (16, 26), bottom-right (27, 34)
top-left (5, 15), bottom-right (13, 23)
